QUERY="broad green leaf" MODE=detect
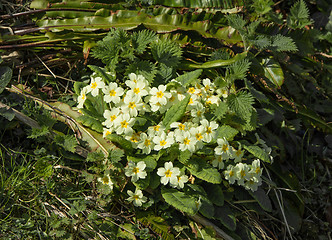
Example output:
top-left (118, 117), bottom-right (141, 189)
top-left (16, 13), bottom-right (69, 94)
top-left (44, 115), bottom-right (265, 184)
top-left (216, 125), bottom-right (239, 141)
top-left (175, 69), bottom-right (202, 87)
top-left (152, 0), bottom-right (244, 8)
top-left (199, 196), bottom-right (215, 219)
top-left (214, 204), bottom-right (236, 231)
top-left (203, 183), bottom-right (224, 206)
top-left (242, 144), bottom-right (271, 163)
top-left (161, 188), bottom-right (199, 215)
top-left (107, 134), bottom-right (134, 155)
top-left (185, 156), bottom-right (222, 184)
top-left (162, 95), bottom-right (190, 130)
top-left (0, 107), bottom-right (15, 121)
top-left (133, 173), bottom-right (150, 190)
top-left (77, 115), bottom-right (103, 133)
top-left (88, 65), bottom-right (114, 83)
top-left (261, 58), bottom-right (284, 87)
top-left (127, 155), bottom-right (157, 171)
top-left (248, 188), bottom-right (272, 212)
top-left (0, 66), bottom-right (12, 94)
top-left (214, 101), bottom-right (228, 120)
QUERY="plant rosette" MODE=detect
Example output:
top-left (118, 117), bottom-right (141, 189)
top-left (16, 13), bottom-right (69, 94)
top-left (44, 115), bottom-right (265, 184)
top-left (75, 71), bottom-right (272, 212)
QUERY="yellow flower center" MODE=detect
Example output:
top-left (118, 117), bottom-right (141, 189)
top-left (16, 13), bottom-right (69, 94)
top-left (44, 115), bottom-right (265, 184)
top-left (110, 115), bottom-right (117, 121)
top-left (236, 149), bottom-right (242, 156)
top-left (240, 170), bottom-right (246, 178)
top-left (179, 124), bottom-right (185, 131)
top-left (128, 102), bottom-right (136, 109)
top-left (183, 138), bottom-right (190, 145)
top-left (222, 144), bottom-right (229, 152)
top-left (144, 139), bottom-right (151, 146)
top-left (189, 98), bottom-right (194, 104)
top-left (134, 88), bottom-right (140, 94)
top-left (255, 167), bottom-right (261, 174)
top-left (109, 89), bottom-right (116, 96)
top-left (91, 82), bottom-right (98, 89)
top-left (188, 87), bottom-right (195, 94)
top-left (81, 93), bottom-right (86, 100)
top-left (196, 110), bottom-right (202, 117)
top-left (169, 96), bottom-right (175, 102)
top-left (205, 85), bottom-right (210, 91)
top-left (206, 127), bottom-right (212, 134)
top-left (121, 120), bottom-right (128, 128)
top-left (160, 140), bottom-right (167, 146)
top-left (102, 176), bottom-right (109, 185)
top-left (105, 130), bottom-right (111, 136)
top-left (153, 125), bottom-right (160, 131)
top-left (165, 169), bottom-right (172, 178)
top-left (195, 133), bottom-right (203, 141)
top-left (133, 195), bottom-right (139, 200)
top-left (132, 167), bottom-right (140, 174)
top-left (229, 170), bottom-right (234, 177)
top-left (130, 135), bottom-right (138, 143)
top-left (217, 156), bottom-right (223, 162)
top-left (156, 91), bottom-right (164, 98)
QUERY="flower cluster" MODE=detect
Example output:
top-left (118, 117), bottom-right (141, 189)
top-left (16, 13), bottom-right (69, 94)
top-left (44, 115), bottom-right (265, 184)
top-left (77, 72), bottom-right (268, 206)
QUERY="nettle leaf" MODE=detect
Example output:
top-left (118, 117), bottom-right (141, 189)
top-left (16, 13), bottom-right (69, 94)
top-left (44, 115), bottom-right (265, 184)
top-left (227, 91), bottom-right (254, 120)
top-left (132, 29), bottom-right (157, 54)
top-left (214, 204), bottom-right (236, 231)
top-left (163, 95), bottom-right (190, 130)
top-left (270, 34), bottom-right (298, 52)
top-left (261, 57), bottom-right (284, 87)
top-left (216, 125), bottom-right (239, 141)
top-left (0, 66), bottom-right (12, 94)
top-left (175, 69), bottom-right (202, 87)
top-left (214, 101), bottom-right (228, 120)
top-left (241, 143), bottom-right (271, 163)
top-left (108, 148), bottom-right (124, 163)
top-left (226, 14), bottom-right (246, 32)
top-left (127, 155), bottom-right (157, 172)
top-left (88, 65), bottom-right (114, 83)
top-left (151, 39), bottom-right (182, 68)
top-left (248, 187), bottom-right (272, 212)
top-left (203, 183), bottom-right (224, 207)
top-left (54, 134), bottom-right (78, 153)
top-left (227, 58), bottom-right (251, 82)
top-left (126, 60), bottom-right (157, 84)
top-left (77, 115), bottom-right (103, 133)
top-left (287, 0), bottom-right (313, 29)
top-left (161, 188), bottom-right (199, 215)
top-left (28, 125), bottom-right (49, 139)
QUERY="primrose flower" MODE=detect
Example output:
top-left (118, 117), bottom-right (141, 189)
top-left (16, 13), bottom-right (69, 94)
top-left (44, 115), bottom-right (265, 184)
top-left (153, 132), bottom-right (175, 150)
top-left (86, 76), bottom-right (105, 97)
top-left (121, 93), bottom-right (143, 117)
top-left (212, 155), bottom-right (225, 170)
top-left (127, 188), bottom-right (147, 207)
top-left (244, 177), bottom-right (262, 192)
top-left (157, 162), bottom-right (180, 185)
top-left (170, 174), bottom-right (189, 189)
top-left (137, 132), bottom-right (154, 154)
top-left (224, 165), bottom-right (237, 184)
top-left (125, 161), bottom-right (147, 182)
top-left (191, 102), bottom-right (205, 123)
top-left (200, 119), bottom-right (218, 143)
top-left (176, 131), bottom-right (197, 153)
top-left (205, 95), bottom-right (220, 106)
top-left (149, 85), bottom-right (171, 106)
top-left (233, 145), bottom-right (245, 163)
top-left (97, 173), bottom-right (113, 190)
top-left (125, 131), bottom-right (140, 148)
top-left (202, 78), bottom-right (216, 94)
top-left (235, 163), bottom-right (251, 185)
top-left (103, 128), bottom-right (112, 138)
top-left (249, 159), bottom-right (263, 181)
top-left (77, 87), bottom-right (88, 109)
top-left (103, 108), bottom-right (121, 128)
top-left (189, 126), bottom-right (204, 150)
top-left (113, 113), bottom-right (135, 136)
top-left (147, 123), bottom-right (165, 137)
top-left (126, 73), bottom-right (149, 98)
top-left (215, 137), bottom-right (233, 160)
top-left (102, 82), bottom-right (124, 104)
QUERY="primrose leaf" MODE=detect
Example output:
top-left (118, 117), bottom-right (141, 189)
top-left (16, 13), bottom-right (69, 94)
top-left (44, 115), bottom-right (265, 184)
top-left (203, 183), bottom-right (224, 206)
top-left (107, 134), bottom-right (134, 155)
top-left (162, 95), bottom-right (190, 130)
top-left (214, 204), bottom-right (236, 231)
top-left (88, 65), bottom-right (114, 83)
top-left (0, 66), bottom-right (12, 94)
top-left (175, 69), bottom-right (202, 87)
top-left (248, 187), bottom-right (272, 212)
top-left (161, 188), bottom-right (199, 215)
top-left (242, 143), bottom-right (271, 163)
top-left (0, 107), bottom-right (15, 121)
top-left (77, 115), bottom-right (103, 133)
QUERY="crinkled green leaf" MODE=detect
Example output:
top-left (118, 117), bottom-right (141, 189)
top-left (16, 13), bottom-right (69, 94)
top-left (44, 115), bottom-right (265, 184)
top-left (248, 187), bottom-right (272, 212)
top-left (0, 66), bottom-right (12, 94)
top-left (216, 125), bottom-right (239, 141)
top-left (163, 95), bottom-right (190, 130)
top-left (88, 65), bottom-right (114, 83)
top-left (214, 204), bottom-right (236, 231)
top-left (54, 134), bottom-right (78, 153)
top-left (203, 183), bottom-right (224, 206)
top-left (77, 114), bottom-right (103, 133)
top-left (242, 143), bottom-right (271, 163)
top-left (227, 90), bottom-right (254, 119)
top-left (107, 134), bottom-right (134, 155)
top-left (175, 69), bottom-right (202, 87)
top-left (161, 188), bottom-right (199, 215)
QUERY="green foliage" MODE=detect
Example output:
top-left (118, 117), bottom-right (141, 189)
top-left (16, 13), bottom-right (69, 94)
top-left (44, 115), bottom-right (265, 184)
top-left (132, 29), bottom-right (157, 54)
top-left (227, 91), bottom-right (255, 120)
top-left (270, 34), bottom-right (298, 52)
top-left (0, 66), bottom-right (12, 94)
top-left (287, 0), bottom-right (313, 29)
top-left (175, 69), bottom-right (202, 87)
top-left (151, 39), bottom-right (182, 68)
top-left (54, 134), bottom-right (78, 153)
top-left (162, 95), bottom-right (190, 130)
